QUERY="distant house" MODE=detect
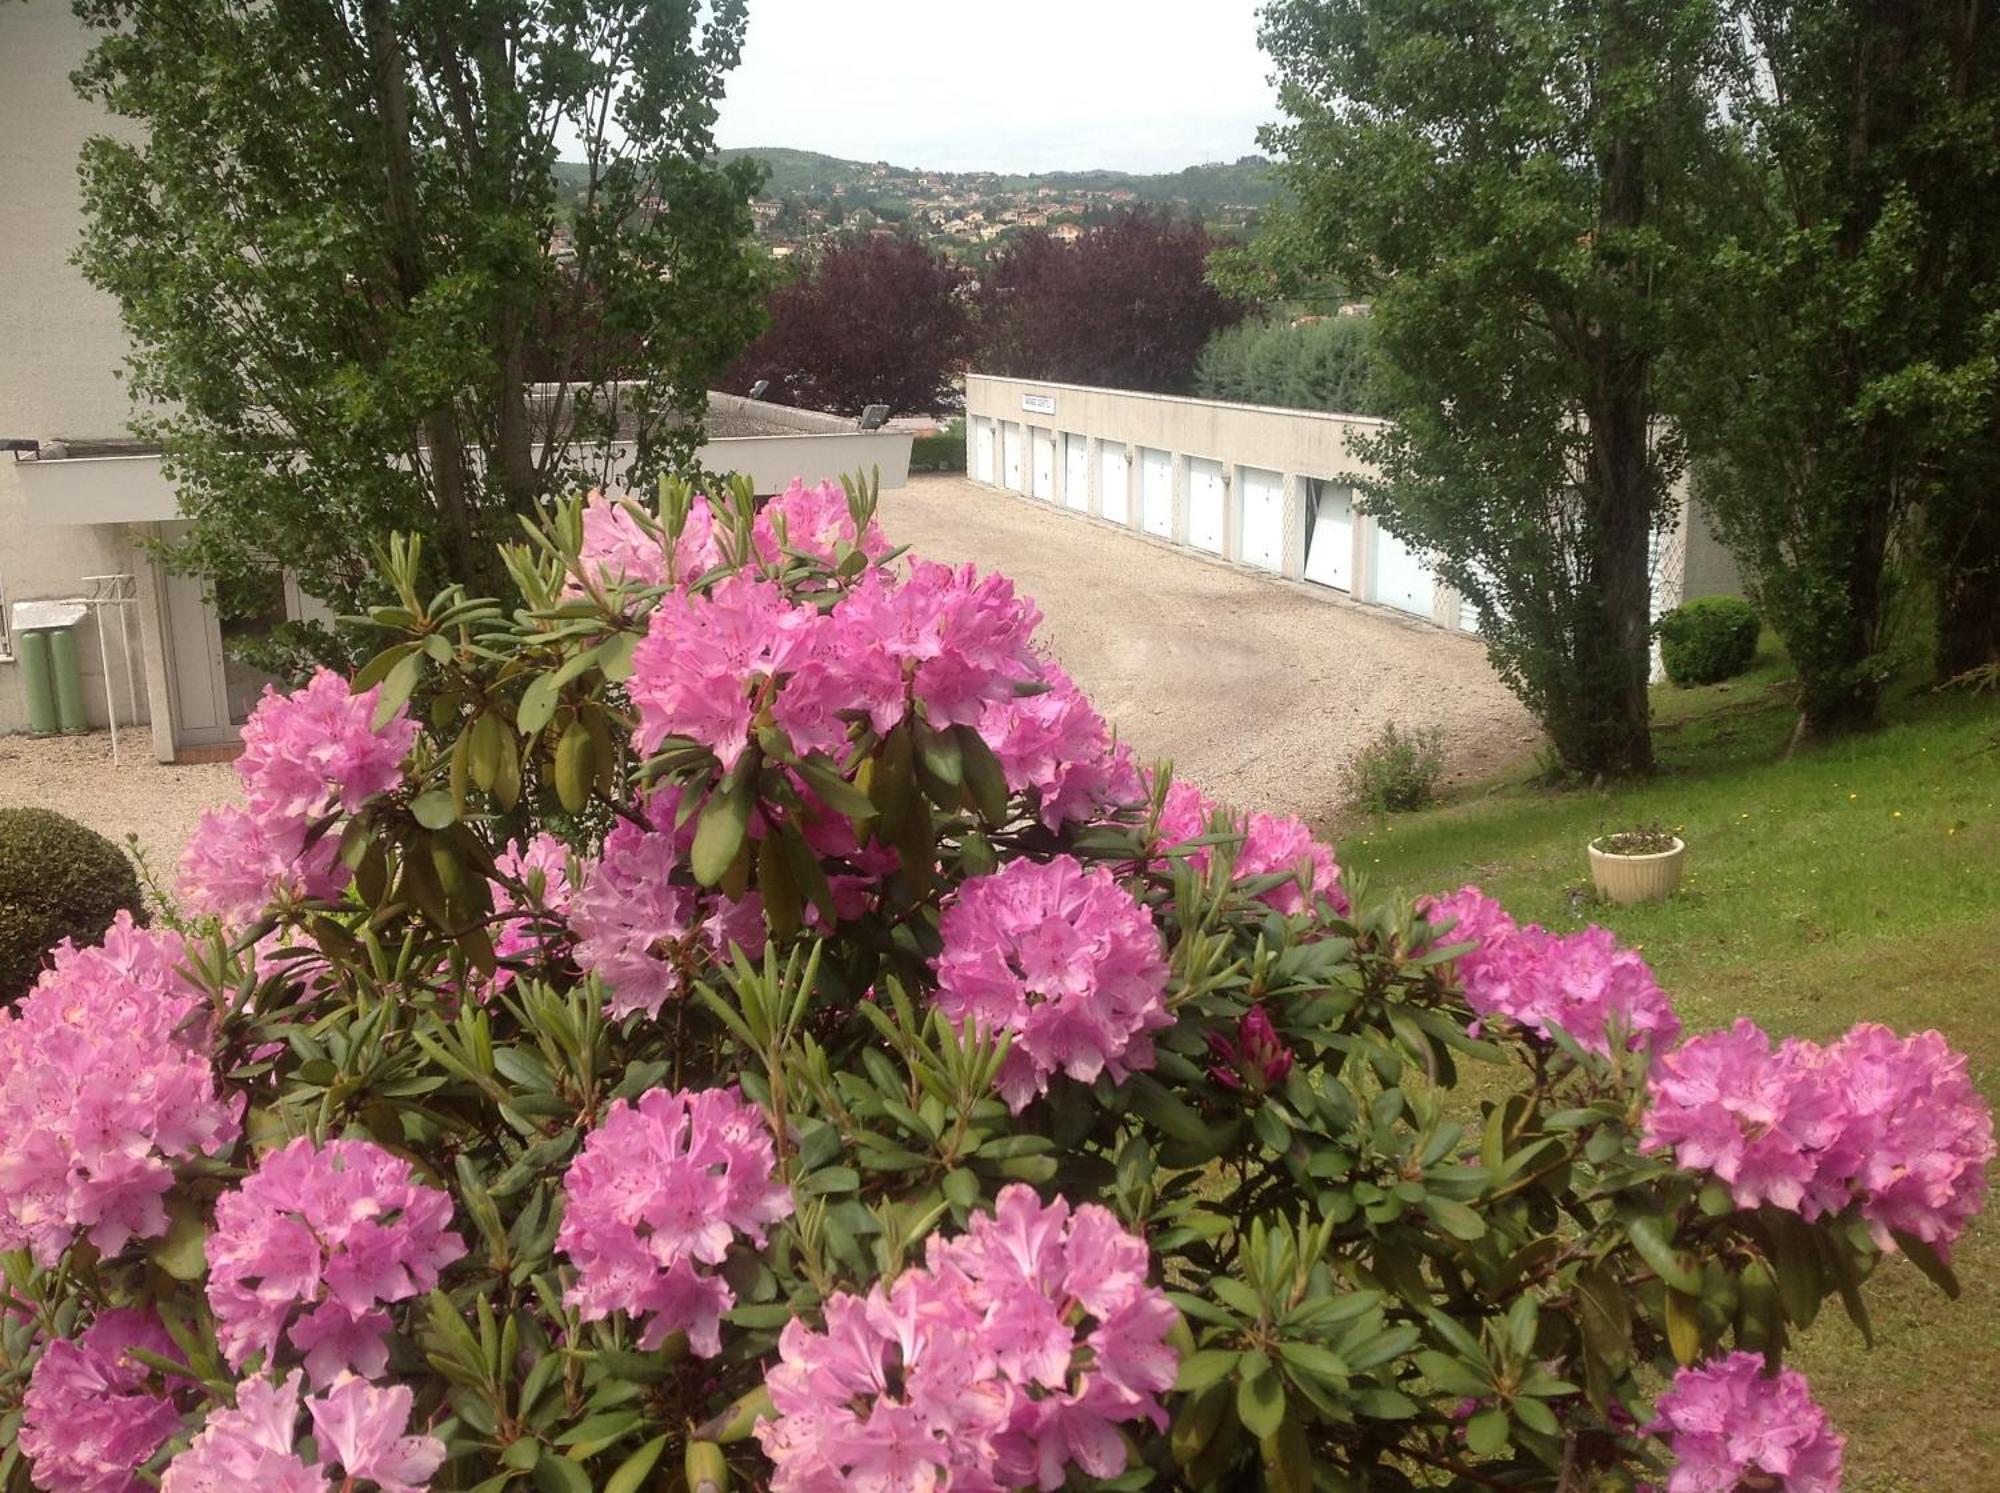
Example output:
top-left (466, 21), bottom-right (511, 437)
top-left (1048, 223), bottom-right (1084, 244)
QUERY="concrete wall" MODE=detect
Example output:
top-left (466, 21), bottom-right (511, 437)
top-left (0, 3), bottom-right (155, 732)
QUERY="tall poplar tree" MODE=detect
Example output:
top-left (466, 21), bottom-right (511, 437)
top-left (1259, 0), bottom-right (1734, 778)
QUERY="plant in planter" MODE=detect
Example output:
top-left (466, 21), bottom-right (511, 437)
top-left (0, 476), bottom-right (1987, 1493)
top-left (1590, 821), bottom-right (1688, 904)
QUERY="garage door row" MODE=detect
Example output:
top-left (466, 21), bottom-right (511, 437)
top-left (968, 413), bottom-right (1476, 633)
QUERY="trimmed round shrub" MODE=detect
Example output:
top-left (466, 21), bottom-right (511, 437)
top-left (0, 807), bottom-right (146, 999)
top-left (1658, 593), bottom-right (1760, 685)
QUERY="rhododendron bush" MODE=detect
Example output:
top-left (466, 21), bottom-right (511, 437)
top-left (0, 475), bottom-right (1989, 1493)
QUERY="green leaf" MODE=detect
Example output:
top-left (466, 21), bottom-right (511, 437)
top-left (1665, 1286), bottom-right (1703, 1366)
top-left (955, 722), bottom-right (1010, 826)
top-left (1413, 1350), bottom-right (1490, 1399)
top-left (691, 766), bottom-right (756, 888)
top-left (148, 1195), bottom-right (209, 1281)
top-left (603, 1436), bottom-right (669, 1493)
top-left (795, 756), bottom-right (876, 818)
top-left (1261, 1410), bottom-right (1314, 1493)
top-left (533, 1450), bottom-right (591, 1493)
top-left (1892, 1231), bottom-right (1961, 1299)
top-left (517, 670), bottom-right (563, 736)
top-left (1465, 1407), bottom-right (1511, 1456)
top-left (1625, 1214), bottom-right (1703, 1294)
top-left (554, 720), bottom-right (594, 814)
top-left (375, 648), bottom-right (423, 728)
top-left (411, 789), bottom-right (458, 829)
top-left (1236, 1352), bottom-right (1286, 1439)
top-left (1175, 1348), bottom-right (1241, 1393)
top-left (1422, 1195), bottom-right (1487, 1241)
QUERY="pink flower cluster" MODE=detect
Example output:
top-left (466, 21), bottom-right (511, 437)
top-left (21, 1309), bottom-right (185, 1493)
top-left (629, 557), bottom-right (1040, 771)
top-left (0, 914), bottom-right (241, 1265)
top-left (1649, 1353), bottom-right (1844, 1493)
top-left (1421, 887), bottom-right (1681, 1058)
top-left (1153, 778), bottom-right (1347, 916)
top-left (568, 812), bottom-right (764, 1019)
top-left (180, 669), bottom-right (415, 924)
top-left (757, 1186), bottom-right (1178, 1492)
top-left (488, 833), bottom-right (575, 988)
top-left (933, 856), bottom-right (1170, 1112)
top-left (978, 662), bottom-right (1142, 829)
top-left (572, 489), bottom-right (721, 594)
top-left (160, 1371), bottom-right (443, 1493)
top-left (753, 477), bottom-right (891, 569)
top-left (1643, 1019), bottom-right (1993, 1255)
top-left (557, 1086), bottom-right (791, 1355)
top-left (208, 1138), bottom-right (466, 1385)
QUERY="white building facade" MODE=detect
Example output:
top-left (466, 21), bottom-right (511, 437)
top-left (963, 373), bottom-right (1740, 648)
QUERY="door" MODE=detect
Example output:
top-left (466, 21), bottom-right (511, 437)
top-left (1031, 429), bottom-right (1055, 500)
top-left (1100, 445), bottom-right (1130, 525)
top-left (1301, 480), bottom-right (1353, 591)
top-left (1140, 448), bottom-right (1174, 538)
top-left (1063, 434), bottom-right (1090, 512)
top-left (973, 420), bottom-right (995, 484)
top-left (1186, 458), bottom-right (1226, 554)
top-left (1001, 424), bottom-right (1025, 492)
top-left (1372, 522), bottom-right (1439, 618)
top-left (1238, 467), bottom-right (1285, 572)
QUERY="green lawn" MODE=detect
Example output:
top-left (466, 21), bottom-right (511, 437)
top-left (1337, 641), bottom-right (2000, 1491)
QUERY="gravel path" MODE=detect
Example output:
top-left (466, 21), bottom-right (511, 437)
top-left (877, 475), bottom-right (1537, 829)
top-left (0, 729), bottom-right (237, 880)
top-left (0, 478), bottom-right (1536, 865)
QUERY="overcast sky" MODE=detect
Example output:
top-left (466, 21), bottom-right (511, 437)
top-left (714, 0), bottom-right (1281, 174)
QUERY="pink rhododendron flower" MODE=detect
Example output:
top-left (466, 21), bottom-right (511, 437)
top-left (180, 806), bottom-right (348, 925)
top-left (1420, 887), bottom-right (1679, 1058)
top-left (1149, 775), bottom-right (1346, 915)
top-left (1823, 1023), bottom-right (1993, 1254)
top-left (236, 668), bottom-right (417, 821)
top-left (557, 1086), bottom-right (790, 1355)
top-left (757, 1186), bottom-right (1177, 1492)
top-left (977, 662), bottom-right (1143, 828)
top-left (629, 574), bottom-right (816, 767)
top-left (837, 561), bottom-right (1043, 728)
top-left (307, 1377), bottom-right (447, 1493)
top-left (933, 855), bottom-right (1170, 1112)
top-left (1649, 1354), bottom-right (1844, 1493)
top-left (753, 477), bottom-right (889, 568)
top-left (0, 914), bottom-right (242, 1266)
top-left (1644, 1019), bottom-right (1993, 1253)
top-left (21, 1309), bottom-right (186, 1493)
top-left (571, 489), bottom-right (723, 595)
top-left (208, 1138), bottom-right (465, 1386)
top-left (161, 1370), bottom-right (444, 1493)
top-left (569, 819), bottom-right (763, 1019)
top-left (488, 833), bottom-right (574, 986)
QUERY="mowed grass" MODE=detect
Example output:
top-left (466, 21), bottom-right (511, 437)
top-left (1335, 640), bottom-right (2000, 1491)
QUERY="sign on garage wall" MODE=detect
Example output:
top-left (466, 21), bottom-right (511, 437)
top-left (1021, 393), bottom-right (1056, 415)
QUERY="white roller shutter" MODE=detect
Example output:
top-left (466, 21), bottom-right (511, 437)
top-left (1063, 434), bottom-right (1090, 512)
top-left (1187, 458), bottom-right (1226, 554)
top-left (1239, 467), bottom-right (1285, 571)
top-left (1100, 446), bottom-right (1130, 524)
top-left (1140, 448), bottom-right (1174, 538)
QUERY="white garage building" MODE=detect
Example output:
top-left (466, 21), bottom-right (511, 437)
top-left (963, 373), bottom-right (1740, 644)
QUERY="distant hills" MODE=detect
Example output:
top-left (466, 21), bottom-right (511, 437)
top-left (713, 147), bottom-right (1284, 213)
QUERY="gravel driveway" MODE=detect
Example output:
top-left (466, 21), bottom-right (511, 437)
top-left (0, 477), bottom-right (1536, 869)
top-left (877, 476), bottom-right (1536, 828)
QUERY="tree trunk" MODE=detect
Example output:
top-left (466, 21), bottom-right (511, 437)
top-left (361, 0), bottom-right (482, 588)
top-left (1934, 479), bottom-right (2000, 679)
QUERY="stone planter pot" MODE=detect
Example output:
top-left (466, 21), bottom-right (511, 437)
top-left (1588, 836), bottom-right (1686, 905)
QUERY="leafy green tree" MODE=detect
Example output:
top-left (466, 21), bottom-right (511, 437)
top-left (71, 0), bottom-right (768, 611)
top-left (1194, 315), bottom-right (1384, 416)
top-left (1259, 0), bottom-right (1736, 778)
top-left (1675, 2), bottom-right (2000, 724)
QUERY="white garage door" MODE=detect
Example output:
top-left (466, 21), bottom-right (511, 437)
top-left (1140, 448), bottom-right (1174, 538)
top-left (973, 420), bottom-right (995, 484)
top-left (1302, 480), bottom-right (1354, 591)
top-left (1031, 429), bottom-right (1055, 500)
top-left (1002, 424), bottom-right (1024, 493)
top-left (1100, 445), bottom-right (1130, 525)
top-left (1239, 467), bottom-right (1285, 572)
top-left (1372, 522), bottom-right (1439, 618)
top-left (1187, 458), bottom-right (1226, 554)
top-left (1063, 434), bottom-right (1090, 512)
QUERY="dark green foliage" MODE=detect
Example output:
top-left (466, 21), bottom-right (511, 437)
top-left (1343, 721), bottom-right (1448, 813)
top-left (71, 0), bottom-right (767, 611)
top-left (1193, 315), bottom-right (1384, 416)
top-left (909, 421), bottom-right (967, 473)
top-left (0, 808), bottom-right (144, 1000)
top-left (1257, 0), bottom-right (1736, 780)
top-left (1658, 597), bottom-right (1760, 687)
